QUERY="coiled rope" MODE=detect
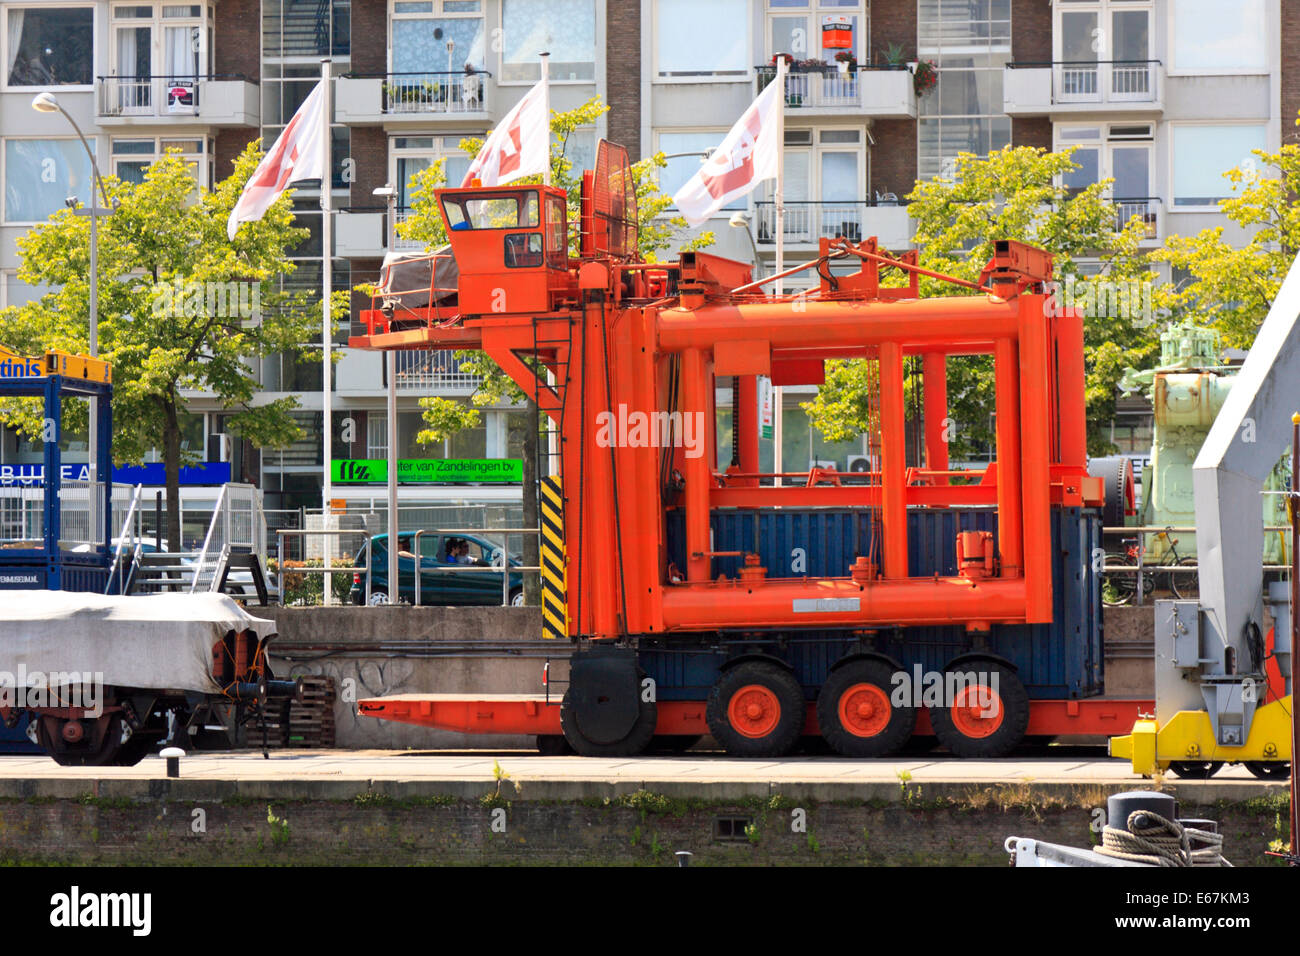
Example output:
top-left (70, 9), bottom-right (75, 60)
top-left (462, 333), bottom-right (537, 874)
top-left (1096, 810), bottom-right (1231, 867)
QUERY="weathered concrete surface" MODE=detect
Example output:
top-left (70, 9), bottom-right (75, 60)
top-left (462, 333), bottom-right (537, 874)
top-left (255, 606), bottom-right (1157, 750)
top-left (0, 750), bottom-right (1285, 866)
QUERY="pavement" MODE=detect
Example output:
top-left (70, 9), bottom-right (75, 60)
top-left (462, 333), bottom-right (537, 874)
top-left (0, 747), bottom-right (1281, 803)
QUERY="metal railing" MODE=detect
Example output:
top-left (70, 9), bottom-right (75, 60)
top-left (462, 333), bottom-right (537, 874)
top-left (1101, 524), bottom-right (1291, 607)
top-left (1009, 60), bottom-right (1161, 106)
top-left (56, 480), bottom-right (104, 549)
top-left (274, 524), bottom-right (539, 607)
top-left (394, 350), bottom-right (481, 390)
top-left (106, 484), bottom-right (145, 594)
top-left (1115, 197), bottom-right (1160, 239)
top-left (95, 74), bottom-right (247, 117)
top-left (753, 200), bottom-right (904, 245)
top-left (190, 483), bottom-right (267, 593)
top-left (755, 64), bottom-right (905, 110)
top-left (357, 70), bottom-right (491, 115)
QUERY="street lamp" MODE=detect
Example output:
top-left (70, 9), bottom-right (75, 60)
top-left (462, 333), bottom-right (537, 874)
top-left (728, 211), bottom-right (762, 279)
top-left (33, 91), bottom-right (117, 535)
top-left (373, 184), bottom-right (400, 604)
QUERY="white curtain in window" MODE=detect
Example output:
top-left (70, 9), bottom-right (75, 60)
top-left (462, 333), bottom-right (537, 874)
top-left (117, 28), bottom-right (139, 77)
top-left (164, 26), bottom-right (195, 80)
top-left (6, 10), bottom-right (24, 82)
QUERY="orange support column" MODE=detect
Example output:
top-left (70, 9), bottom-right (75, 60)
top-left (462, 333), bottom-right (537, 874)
top-left (1056, 307), bottom-right (1087, 470)
top-left (1019, 297), bottom-right (1054, 623)
top-left (586, 294), bottom-right (618, 638)
top-left (879, 342), bottom-right (908, 578)
top-left (994, 338), bottom-right (1023, 579)
top-left (923, 352), bottom-right (948, 482)
top-left (681, 348), bottom-right (711, 582)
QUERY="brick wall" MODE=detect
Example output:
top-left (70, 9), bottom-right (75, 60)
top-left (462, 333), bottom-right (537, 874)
top-left (214, 129), bottom-right (260, 183)
top-left (1284, 0), bottom-right (1300, 140)
top-left (1013, 117), bottom-right (1052, 151)
top-left (1011, 0), bottom-right (1051, 63)
top-left (605, 0), bottom-right (641, 157)
top-left (866, 2), bottom-right (918, 196)
top-left (351, 0), bottom-right (388, 76)
top-left (214, 0), bottom-right (260, 82)
top-left (869, 0), bottom-right (917, 64)
top-left (349, 126), bottom-right (389, 208)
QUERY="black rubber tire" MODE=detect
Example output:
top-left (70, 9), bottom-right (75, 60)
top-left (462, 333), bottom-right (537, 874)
top-left (898, 734), bottom-right (939, 755)
top-left (508, 588), bottom-right (524, 607)
top-left (705, 661), bottom-right (806, 758)
top-left (559, 673), bottom-right (657, 757)
top-left (1088, 456), bottom-right (1134, 528)
top-left (1170, 556), bottom-right (1199, 601)
top-left (535, 734), bottom-right (572, 756)
top-left (929, 662), bottom-right (1030, 758)
top-left (817, 659), bottom-right (916, 757)
top-left (1244, 761), bottom-right (1290, 780)
top-left (1168, 761), bottom-right (1223, 780)
top-left (112, 733), bottom-right (160, 766)
top-left (1102, 552), bottom-right (1136, 607)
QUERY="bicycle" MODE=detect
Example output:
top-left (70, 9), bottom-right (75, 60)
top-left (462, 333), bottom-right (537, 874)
top-left (1101, 528), bottom-right (1198, 606)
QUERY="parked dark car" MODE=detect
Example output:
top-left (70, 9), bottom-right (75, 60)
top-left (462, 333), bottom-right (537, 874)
top-left (348, 531), bottom-right (525, 606)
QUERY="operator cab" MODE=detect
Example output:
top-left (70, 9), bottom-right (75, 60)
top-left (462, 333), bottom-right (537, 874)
top-left (437, 183), bottom-right (570, 315)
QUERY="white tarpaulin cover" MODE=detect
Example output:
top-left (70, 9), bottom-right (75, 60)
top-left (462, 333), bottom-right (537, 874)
top-left (0, 592), bottom-right (277, 695)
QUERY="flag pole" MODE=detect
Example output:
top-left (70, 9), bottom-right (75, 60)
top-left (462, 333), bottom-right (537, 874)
top-left (540, 51), bottom-right (551, 187)
top-left (320, 57), bottom-right (335, 605)
top-left (773, 53), bottom-right (787, 488)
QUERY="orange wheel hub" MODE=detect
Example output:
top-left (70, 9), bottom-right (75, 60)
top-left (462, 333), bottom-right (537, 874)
top-left (727, 684), bottom-right (782, 739)
top-left (950, 684), bottom-right (1003, 738)
top-left (837, 682), bottom-right (891, 738)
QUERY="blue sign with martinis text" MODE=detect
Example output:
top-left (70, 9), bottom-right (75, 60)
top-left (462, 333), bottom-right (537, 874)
top-left (0, 461), bottom-right (231, 487)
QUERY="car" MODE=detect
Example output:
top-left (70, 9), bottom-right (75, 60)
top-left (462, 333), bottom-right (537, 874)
top-left (347, 531), bottom-right (525, 606)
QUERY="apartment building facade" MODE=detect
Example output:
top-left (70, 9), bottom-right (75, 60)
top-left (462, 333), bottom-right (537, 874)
top-left (0, 0), bottom-right (1293, 510)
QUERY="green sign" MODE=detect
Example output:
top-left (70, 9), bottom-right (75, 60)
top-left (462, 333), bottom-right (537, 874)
top-left (332, 459), bottom-right (523, 484)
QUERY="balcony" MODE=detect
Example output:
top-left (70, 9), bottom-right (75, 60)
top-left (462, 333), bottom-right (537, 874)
top-left (96, 76), bottom-right (260, 126)
top-left (1003, 61), bottom-right (1163, 117)
top-left (335, 207), bottom-right (389, 259)
top-left (395, 351), bottom-right (481, 392)
top-left (755, 66), bottom-right (916, 119)
top-left (753, 201), bottom-right (913, 250)
top-left (1115, 197), bottom-right (1161, 241)
top-left (335, 72), bottom-right (491, 125)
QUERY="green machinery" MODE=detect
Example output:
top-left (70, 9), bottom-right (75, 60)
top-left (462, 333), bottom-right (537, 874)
top-left (1120, 320), bottom-right (1289, 564)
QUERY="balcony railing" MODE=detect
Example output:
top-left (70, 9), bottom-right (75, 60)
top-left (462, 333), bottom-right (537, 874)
top-left (1008, 60), bottom-right (1161, 108)
top-left (394, 350), bottom-right (481, 391)
top-left (755, 64), bottom-right (908, 111)
top-left (1115, 196), bottom-right (1161, 239)
top-left (359, 70), bottom-right (492, 116)
top-left (753, 200), bottom-right (907, 246)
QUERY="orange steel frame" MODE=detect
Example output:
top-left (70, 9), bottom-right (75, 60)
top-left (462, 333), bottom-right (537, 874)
top-left (356, 194), bottom-right (1100, 644)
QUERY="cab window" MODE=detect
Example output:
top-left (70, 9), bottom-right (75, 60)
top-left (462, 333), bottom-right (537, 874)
top-left (546, 194), bottom-right (567, 268)
top-left (504, 233), bottom-right (544, 268)
top-left (442, 190), bottom-right (540, 230)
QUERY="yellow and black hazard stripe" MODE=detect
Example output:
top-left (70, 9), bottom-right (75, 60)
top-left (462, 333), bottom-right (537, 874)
top-left (540, 475), bottom-right (568, 640)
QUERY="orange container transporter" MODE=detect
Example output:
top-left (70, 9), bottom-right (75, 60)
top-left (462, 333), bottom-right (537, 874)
top-left (351, 142), bottom-right (1148, 757)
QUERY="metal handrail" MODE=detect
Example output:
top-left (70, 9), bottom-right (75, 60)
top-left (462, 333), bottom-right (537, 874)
top-left (1008, 59), bottom-right (1163, 68)
top-left (105, 483), bottom-right (144, 594)
top-left (189, 483), bottom-right (228, 594)
top-left (275, 528), bottom-right (371, 606)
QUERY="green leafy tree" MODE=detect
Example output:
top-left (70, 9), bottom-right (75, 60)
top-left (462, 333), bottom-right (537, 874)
top-left (0, 145), bottom-right (345, 550)
top-left (802, 145), bottom-right (1159, 459)
top-left (1152, 132), bottom-right (1300, 348)
top-left (393, 96), bottom-right (711, 601)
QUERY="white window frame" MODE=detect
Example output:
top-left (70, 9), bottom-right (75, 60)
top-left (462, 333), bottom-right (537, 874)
top-left (497, 0), bottom-right (600, 86)
top-left (108, 3), bottom-right (212, 78)
top-left (1167, 0), bottom-right (1270, 77)
top-left (651, 0), bottom-right (752, 83)
top-left (110, 135), bottom-right (211, 188)
top-left (1167, 121), bottom-right (1270, 211)
top-left (0, 135), bottom-right (99, 226)
top-left (1055, 123), bottom-right (1153, 199)
top-left (1, 3), bottom-right (98, 92)
top-left (654, 128), bottom-right (741, 217)
top-left (763, 0), bottom-right (866, 63)
top-left (389, 0), bottom-right (486, 77)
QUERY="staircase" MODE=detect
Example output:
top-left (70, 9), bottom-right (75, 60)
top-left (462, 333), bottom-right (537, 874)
top-left (108, 484), bottom-right (277, 604)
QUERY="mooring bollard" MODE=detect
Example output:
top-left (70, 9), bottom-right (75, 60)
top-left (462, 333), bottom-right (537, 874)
top-left (675, 850), bottom-right (692, 868)
top-left (160, 746), bottom-right (185, 779)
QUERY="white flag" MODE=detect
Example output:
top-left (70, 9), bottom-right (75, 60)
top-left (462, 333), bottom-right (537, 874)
top-left (461, 79), bottom-right (550, 187)
top-left (227, 81), bottom-right (328, 240)
top-left (672, 79), bottom-right (782, 227)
